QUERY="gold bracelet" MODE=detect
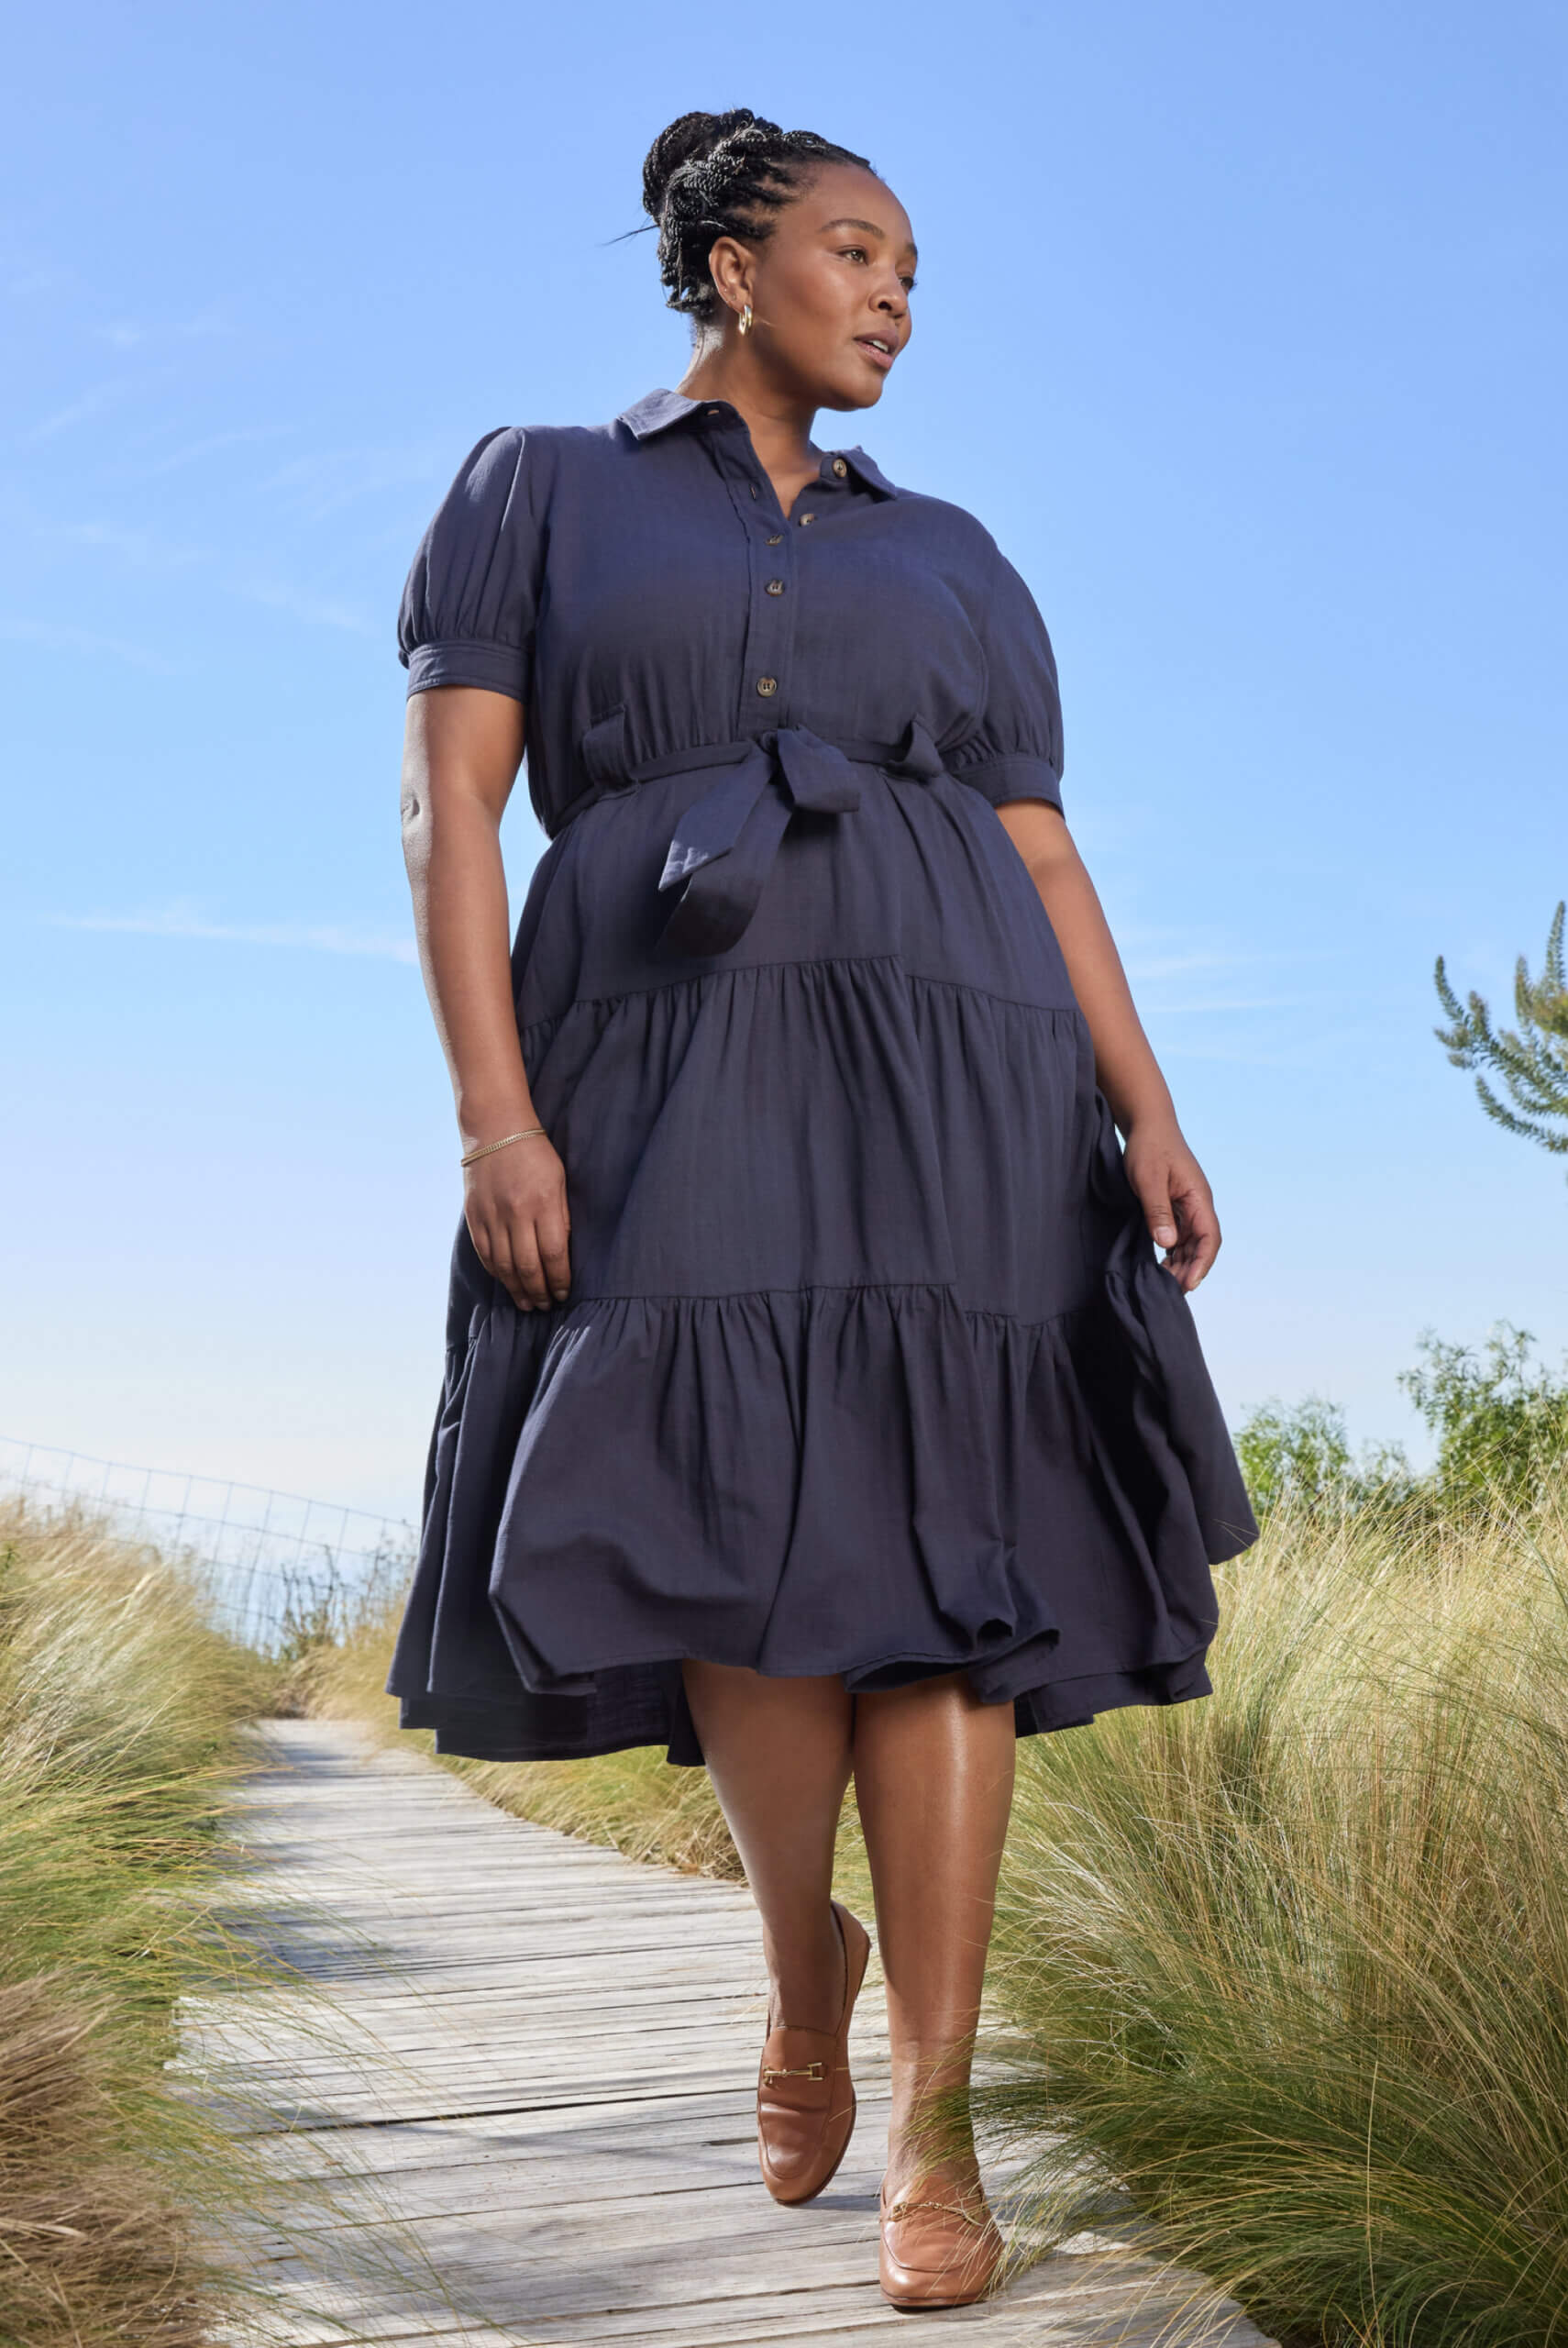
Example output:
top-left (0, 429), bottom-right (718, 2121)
top-left (460, 1126), bottom-right (546, 1168)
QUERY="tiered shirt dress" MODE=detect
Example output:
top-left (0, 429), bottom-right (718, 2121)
top-left (386, 385), bottom-right (1258, 1767)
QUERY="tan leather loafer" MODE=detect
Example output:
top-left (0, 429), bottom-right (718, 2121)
top-left (756, 1898), bottom-right (872, 2204)
top-left (878, 2174), bottom-right (1005, 2309)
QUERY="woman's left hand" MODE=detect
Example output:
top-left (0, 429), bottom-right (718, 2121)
top-left (1121, 1120), bottom-right (1221, 1292)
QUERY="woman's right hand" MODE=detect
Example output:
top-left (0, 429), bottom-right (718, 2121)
top-left (403, 687), bottom-right (570, 1311)
top-left (463, 1134), bottom-right (572, 1311)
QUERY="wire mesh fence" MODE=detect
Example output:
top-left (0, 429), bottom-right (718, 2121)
top-left (0, 1435), bottom-right (417, 1655)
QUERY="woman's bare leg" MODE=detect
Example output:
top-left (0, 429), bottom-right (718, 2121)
top-left (852, 1674), bottom-right (1017, 2199)
top-left (680, 1660), bottom-right (856, 2033)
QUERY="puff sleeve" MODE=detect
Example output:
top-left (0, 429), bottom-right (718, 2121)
top-left (397, 426), bottom-right (544, 702)
top-left (947, 541), bottom-right (1066, 813)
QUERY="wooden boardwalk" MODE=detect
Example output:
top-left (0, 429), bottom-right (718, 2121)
top-left (193, 1720), bottom-right (1275, 2347)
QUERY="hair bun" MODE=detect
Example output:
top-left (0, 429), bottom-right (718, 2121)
top-left (641, 109), bottom-right (763, 221)
top-left (638, 109), bottom-right (870, 319)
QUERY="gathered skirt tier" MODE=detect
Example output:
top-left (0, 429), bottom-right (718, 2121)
top-left (387, 762), bottom-right (1257, 1765)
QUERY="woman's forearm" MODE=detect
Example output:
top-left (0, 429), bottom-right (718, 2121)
top-left (997, 799), bottom-right (1220, 1284)
top-left (995, 802), bottom-right (1177, 1138)
top-left (401, 692), bottom-right (537, 1151)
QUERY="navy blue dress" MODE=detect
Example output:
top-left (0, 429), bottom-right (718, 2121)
top-left (387, 385), bottom-right (1257, 1767)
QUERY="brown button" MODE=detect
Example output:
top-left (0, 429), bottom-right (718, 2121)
top-left (798, 512), bottom-right (816, 526)
top-left (831, 456), bottom-right (848, 478)
top-left (766, 579), bottom-right (785, 596)
top-left (706, 405), bottom-right (722, 415)
top-left (766, 533), bottom-right (782, 546)
top-left (756, 676), bottom-right (778, 696)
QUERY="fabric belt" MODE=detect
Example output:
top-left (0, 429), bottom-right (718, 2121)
top-left (555, 712), bottom-right (948, 959)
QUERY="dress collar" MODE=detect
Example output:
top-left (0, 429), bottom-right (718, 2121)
top-left (615, 386), bottom-right (900, 500)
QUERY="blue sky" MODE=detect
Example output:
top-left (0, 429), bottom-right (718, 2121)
top-left (3, 0), bottom-right (1564, 1516)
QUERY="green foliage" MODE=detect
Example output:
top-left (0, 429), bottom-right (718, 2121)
top-left (1234, 1394), bottom-right (1411, 1518)
top-left (1434, 899), bottom-right (1568, 1166)
top-left (1399, 1320), bottom-right (1568, 1508)
top-left (1237, 1324), bottom-right (1568, 1524)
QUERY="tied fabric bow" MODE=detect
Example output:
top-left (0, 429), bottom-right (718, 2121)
top-left (653, 720), bottom-right (945, 958)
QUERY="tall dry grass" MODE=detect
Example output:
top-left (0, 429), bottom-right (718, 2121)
top-left (305, 1603), bottom-right (878, 1899)
top-left (314, 1497), bottom-right (1568, 2344)
top-left (965, 1492), bottom-right (1568, 2347)
top-left (0, 1499), bottom-right (279, 2348)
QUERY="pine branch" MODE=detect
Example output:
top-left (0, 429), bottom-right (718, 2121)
top-left (1432, 901), bottom-right (1568, 1174)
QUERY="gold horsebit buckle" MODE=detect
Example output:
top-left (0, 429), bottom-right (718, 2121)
top-left (885, 2197), bottom-right (991, 2227)
top-left (760, 2059), bottom-right (825, 2085)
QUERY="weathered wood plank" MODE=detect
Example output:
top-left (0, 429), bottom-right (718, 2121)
top-left (193, 1719), bottom-right (1275, 2347)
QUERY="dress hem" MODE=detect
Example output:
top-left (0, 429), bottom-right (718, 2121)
top-left (391, 1645), bottom-right (1220, 1768)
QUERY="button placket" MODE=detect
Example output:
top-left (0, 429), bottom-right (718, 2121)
top-left (749, 490), bottom-right (799, 726)
top-left (745, 507), bottom-right (798, 718)
top-left (699, 407), bottom-right (801, 735)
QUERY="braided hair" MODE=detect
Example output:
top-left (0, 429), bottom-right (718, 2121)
top-left (641, 109), bottom-right (875, 322)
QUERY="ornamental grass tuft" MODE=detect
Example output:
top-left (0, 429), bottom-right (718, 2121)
top-left (304, 1597), bottom-right (751, 1879)
top-left (0, 1499), bottom-right (279, 2348)
top-left (312, 1482), bottom-right (1568, 2344)
top-left (964, 1490), bottom-right (1568, 2348)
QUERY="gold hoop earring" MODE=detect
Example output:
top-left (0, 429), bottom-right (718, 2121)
top-left (737, 302), bottom-right (753, 337)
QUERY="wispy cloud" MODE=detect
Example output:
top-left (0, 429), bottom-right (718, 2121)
top-left (1119, 933), bottom-right (1344, 1020)
top-left (1123, 949), bottom-right (1243, 984)
top-left (57, 520), bottom-right (205, 570)
top-left (36, 527), bottom-right (370, 634)
top-left (131, 424), bottom-right (292, 482)
top-left (237, 576), bottom-right (371, 635)
top-left (1155, 1036), bottom-right (1327, 1069)
top-left (0, 615), bottom-right (181, 673)
top-left (1141, 992), bottom-right (1326, 1015)
top-left (26, 379), bottom-right (134, 441)
top-left (256, 443), bottom-right (444, 523)
top-left (50, 906), bottom-right (416, 965)
top-left (5, 263), bottom-right (71, 300)
top-left (94, 308), bottom-right (233, 352)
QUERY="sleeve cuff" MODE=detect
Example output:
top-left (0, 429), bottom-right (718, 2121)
top-left (949, 751), bottom-right (1064, 811)
top-left (402, 637), bottom-right (530, 702)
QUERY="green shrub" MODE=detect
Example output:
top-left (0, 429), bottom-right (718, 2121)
top-left (1399, 1321), bottom-right (1568, 1509)
top-left (1233, 1395), bottom-right (1412, 1519)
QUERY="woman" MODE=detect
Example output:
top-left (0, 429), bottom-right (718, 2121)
top-left (390, 109), bottom-right (1256, 2310)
